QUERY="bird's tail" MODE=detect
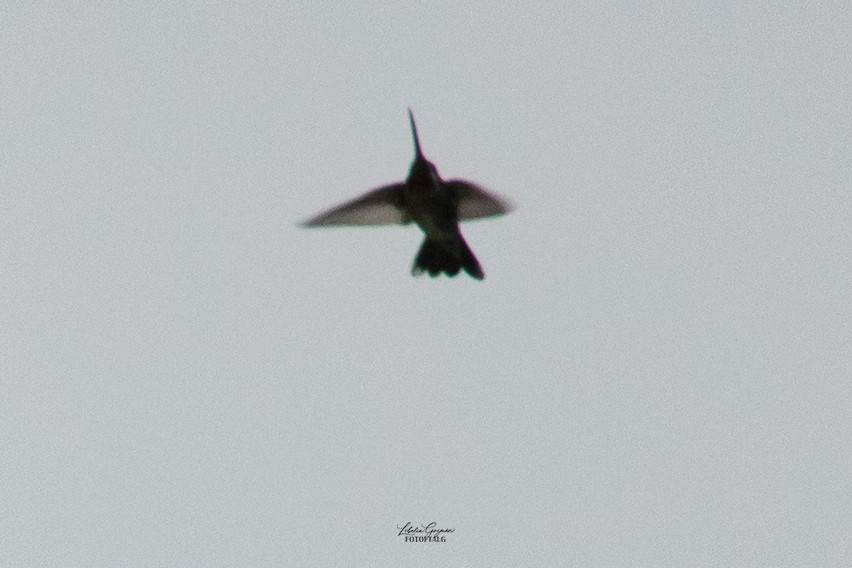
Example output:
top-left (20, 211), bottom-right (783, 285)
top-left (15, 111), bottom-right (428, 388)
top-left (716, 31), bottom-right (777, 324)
top-left (411, 235), bottom-right (484, 280)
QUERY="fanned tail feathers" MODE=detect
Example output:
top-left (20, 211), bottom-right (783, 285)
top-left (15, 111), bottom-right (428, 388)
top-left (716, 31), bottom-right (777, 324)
top-left (412, 236), bottom-right (484, 280)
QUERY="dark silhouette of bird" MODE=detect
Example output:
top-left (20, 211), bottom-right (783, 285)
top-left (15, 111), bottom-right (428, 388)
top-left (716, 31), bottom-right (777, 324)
top-left (301, 109), bottom-right (513, 280)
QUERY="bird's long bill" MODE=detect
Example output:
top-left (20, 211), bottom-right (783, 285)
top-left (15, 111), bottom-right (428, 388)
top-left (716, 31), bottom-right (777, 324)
top-left (408, 108), bottom-right (423, 160)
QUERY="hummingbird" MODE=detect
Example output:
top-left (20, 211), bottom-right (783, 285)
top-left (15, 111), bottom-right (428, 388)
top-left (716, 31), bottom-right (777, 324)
top-left (300, 109), bottom-right (513, 280)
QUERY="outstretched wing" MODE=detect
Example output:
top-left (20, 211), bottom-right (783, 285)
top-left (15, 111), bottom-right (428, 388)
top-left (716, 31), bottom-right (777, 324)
top-left (300, 184), bottom-right (409, 227)
top-left (445, 180), bottom-right (514, 221)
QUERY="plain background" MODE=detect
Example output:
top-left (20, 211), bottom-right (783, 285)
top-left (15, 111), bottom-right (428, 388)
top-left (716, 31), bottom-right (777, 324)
top-left (2, 3), bottom-right (850, 566)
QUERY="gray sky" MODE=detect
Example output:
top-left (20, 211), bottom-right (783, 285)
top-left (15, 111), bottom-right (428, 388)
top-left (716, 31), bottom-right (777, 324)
top-left (2, 3), bottom-right (850, 566)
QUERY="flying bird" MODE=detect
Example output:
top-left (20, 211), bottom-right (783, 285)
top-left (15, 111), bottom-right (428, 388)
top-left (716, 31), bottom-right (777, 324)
top-left (301, 109), bottom-right (513, 280)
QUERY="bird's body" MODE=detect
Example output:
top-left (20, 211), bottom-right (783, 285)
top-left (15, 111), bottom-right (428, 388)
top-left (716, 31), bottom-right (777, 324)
top-left (301, 110), bottom-right (512, 280)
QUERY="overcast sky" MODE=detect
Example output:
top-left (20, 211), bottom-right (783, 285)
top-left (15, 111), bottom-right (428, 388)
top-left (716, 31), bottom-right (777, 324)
top-left (2, 3), bottom-right (850, 566)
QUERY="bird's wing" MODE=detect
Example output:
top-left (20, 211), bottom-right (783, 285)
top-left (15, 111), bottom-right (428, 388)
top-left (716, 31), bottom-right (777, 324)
top-left (445, 180), bottom-right (514, 221)
top-left (300, 184), bottom-right (409, 227)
